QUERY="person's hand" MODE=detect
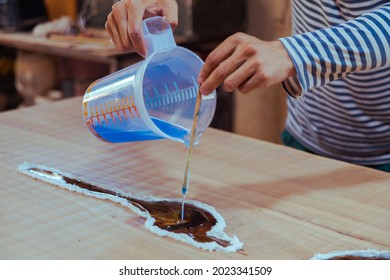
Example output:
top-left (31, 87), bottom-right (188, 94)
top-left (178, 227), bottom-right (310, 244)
top-left (198, 33), bottom-right (296, 95)
top-left (105, 0), bottom-right (178, 57)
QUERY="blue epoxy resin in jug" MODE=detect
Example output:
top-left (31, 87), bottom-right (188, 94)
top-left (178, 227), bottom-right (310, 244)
top-left (82, 16), bottom-right (217, 146)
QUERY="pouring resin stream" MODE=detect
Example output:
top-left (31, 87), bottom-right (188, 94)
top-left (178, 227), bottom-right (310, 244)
top-left (181, 87), bottom-right (202, 221)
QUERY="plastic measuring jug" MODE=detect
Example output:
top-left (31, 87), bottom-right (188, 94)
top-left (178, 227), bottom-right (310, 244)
top-left (82, 16), bottom-right (217, 146)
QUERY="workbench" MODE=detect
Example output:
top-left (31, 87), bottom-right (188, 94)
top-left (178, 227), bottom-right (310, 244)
top-left (0, 97), bottom-right (389, 259)
top-left (0, 32), bottom-right (135, 73)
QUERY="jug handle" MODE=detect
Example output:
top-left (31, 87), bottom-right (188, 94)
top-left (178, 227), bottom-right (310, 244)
top-left (142, 16), bottom-right (177, 57)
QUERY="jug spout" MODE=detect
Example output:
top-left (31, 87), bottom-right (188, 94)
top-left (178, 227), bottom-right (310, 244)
top-left (142, 16), bottom-right (176, 57)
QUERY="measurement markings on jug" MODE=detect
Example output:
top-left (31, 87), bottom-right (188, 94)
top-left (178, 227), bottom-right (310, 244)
top-left (87, 95), bottom-right (141, 126)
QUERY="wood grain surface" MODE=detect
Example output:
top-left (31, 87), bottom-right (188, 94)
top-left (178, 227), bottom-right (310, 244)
top-left (0, 97), bottom-right (389, 259)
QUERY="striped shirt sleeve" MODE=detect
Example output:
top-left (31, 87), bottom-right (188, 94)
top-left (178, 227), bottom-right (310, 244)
top-left (279, 3), bottom-right (390, 98)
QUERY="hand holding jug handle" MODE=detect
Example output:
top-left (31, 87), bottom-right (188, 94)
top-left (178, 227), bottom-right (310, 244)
top-left (142, 16), bottom-right (177, 57)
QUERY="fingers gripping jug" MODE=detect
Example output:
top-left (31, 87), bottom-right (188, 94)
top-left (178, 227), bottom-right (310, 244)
top-left (82, 17), bottom-right (216, 146)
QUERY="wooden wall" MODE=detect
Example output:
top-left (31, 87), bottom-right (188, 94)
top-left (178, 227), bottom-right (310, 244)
top-left (233, 0), bottom-right (291, 143)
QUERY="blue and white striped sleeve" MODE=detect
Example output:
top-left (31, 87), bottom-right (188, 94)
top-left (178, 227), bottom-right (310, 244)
top-left (279, 3), bottom-right (390, 98)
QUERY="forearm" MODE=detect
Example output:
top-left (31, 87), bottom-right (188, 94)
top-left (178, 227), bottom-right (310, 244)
top-left (279, 3), bottom-right (390, 97)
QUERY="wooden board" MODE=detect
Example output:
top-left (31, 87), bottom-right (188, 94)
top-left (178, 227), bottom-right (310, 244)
top-left (0, 32), bottom-right (122, 57)
top-left (0, 97), bottom-right (389, 259)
